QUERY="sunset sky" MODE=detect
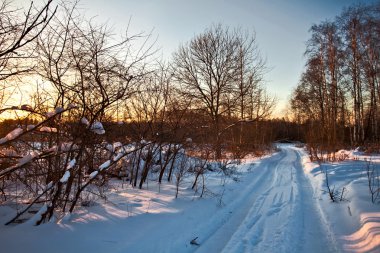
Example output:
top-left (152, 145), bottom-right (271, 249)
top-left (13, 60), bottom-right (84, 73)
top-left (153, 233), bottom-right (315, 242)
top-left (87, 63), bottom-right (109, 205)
top-left (17, 0), bottom-right (378, 115)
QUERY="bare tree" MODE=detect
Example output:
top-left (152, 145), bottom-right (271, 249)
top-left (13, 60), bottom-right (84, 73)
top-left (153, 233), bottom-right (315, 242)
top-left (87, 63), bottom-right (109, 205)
top-left (0, 1), bottom-right (157, 225)
top-left (0, 0), bottom-right (56, 108)
top-left (173, 24), bottom-right (271, 158)
top-left (292, 2), bottom-right (380, 154)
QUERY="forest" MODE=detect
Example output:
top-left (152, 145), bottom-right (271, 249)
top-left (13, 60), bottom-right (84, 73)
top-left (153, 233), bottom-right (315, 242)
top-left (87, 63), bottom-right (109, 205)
top-left (291, 2), bottom-right (380, 160)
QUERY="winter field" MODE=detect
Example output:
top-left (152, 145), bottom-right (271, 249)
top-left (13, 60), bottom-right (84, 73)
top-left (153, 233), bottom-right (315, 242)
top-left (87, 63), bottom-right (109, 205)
top-left (0, 144), bottom-right (379, 253)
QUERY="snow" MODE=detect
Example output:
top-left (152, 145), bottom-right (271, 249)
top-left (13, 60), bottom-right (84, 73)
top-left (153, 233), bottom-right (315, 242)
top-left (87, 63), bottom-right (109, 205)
top-left (0, 128), bottom-right (23, 144)
top-left (217, 146), bottom-right (336, 253)
top-left (17, 151), bottom-right (39, 166)
top-left (99, 160), bottom-right (110, 171)
top-left (81, 117), bottom-right (90, 126)
top-left (89, 171), bottom-right (98, 179)
top-left (60, 171), bottom-right (70, 183)
top-left (67, 159), bottom-right (76, 170)
top-left (0, 145), bottom-right (379, 252)
top-left (67, 103), bottom-right (77, 109)
top-left (46, 181), bottom-right (54, 190)
top-left (342, 212), bottom-right (380, 252)
top-left (106, 143), bottom-right (114, 152)
top-left (59, 212), bottom-right (72, 224)
top-left (39, 126), bottom-right (58, 133)
top-left (113, 142), bottom-right (123, 149)
top-left (25, 204), bottom-right (48, 226)
top-left (113, 152), bottom-right (124, 161)
top-left (46, 111), bottom-right (55, 118)
top-left (55, 107), bottom-right (64, 113)
top-left (90, 121), bottom-right (105, 135)
top-left (105, 142), bottom-right (123, 152)
top-left (46, 107), bottom-right (65, 118)
top-left (295, 146), bottom-right (380, 252)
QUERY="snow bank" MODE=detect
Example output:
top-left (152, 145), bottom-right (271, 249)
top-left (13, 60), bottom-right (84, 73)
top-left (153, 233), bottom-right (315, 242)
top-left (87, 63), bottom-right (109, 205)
top-left (342, 212), bottom-right (380, 252)
top-left (295, 146), bottom-right (380, 252)
top-left (7, 146), bottom-right (374, 252)
top-left (25, 204), bottom-right (48, 226)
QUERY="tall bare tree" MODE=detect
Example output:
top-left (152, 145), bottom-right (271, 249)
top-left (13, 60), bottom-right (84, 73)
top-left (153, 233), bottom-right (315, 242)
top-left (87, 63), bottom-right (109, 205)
top-left (173, 24), bottom-right (271, 158)
top-left (292, 1), bottom-right (380, 157)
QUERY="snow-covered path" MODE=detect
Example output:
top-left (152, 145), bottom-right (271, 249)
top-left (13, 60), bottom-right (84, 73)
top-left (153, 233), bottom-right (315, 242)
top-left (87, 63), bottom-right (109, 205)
top-left (196, 146), bottom-right (338, 253)
top-left (0, 146), bottom-right (341, 253)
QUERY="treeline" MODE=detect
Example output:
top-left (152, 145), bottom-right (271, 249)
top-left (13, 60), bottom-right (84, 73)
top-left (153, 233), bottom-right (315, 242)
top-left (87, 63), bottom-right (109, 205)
top-left (0, 116), bottom-right (297, 155)
top-left (0, 2), bottom-right (276, 158)
top-left (291, 2), bottom-right (380, 159)
top-left (0, 0), bottom-right (277, 224)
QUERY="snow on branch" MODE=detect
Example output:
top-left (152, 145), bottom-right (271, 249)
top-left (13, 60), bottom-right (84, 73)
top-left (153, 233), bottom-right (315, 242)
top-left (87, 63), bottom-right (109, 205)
top-left (0, 128), bottom-right (23, 144)
top-left (39, 126), bottom-right (58, 133)
top-left (59, 159), bottom-right (76, 184)
top-left (5, 181), bottom-right (54, 225)
top-left (0, 145), bottom-right (78, 180)
top-left (90, 121), bottom-right (105, 135)
top-left (81, 117), bottom-right (105, 134)
top-left (0, 151), bottom-right (40, 179)
top-left (0, 105), bottom-right (77, 146)
top-left (60, 171), bottom-right (70, 183)
top-left (78, 141), bottom-right (153, 191)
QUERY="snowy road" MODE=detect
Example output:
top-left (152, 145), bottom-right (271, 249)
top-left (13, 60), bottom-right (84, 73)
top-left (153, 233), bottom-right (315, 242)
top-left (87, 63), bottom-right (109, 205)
top-left (195, 146), bottom-right (338, 253)
top-left (0, 146), bottom-right (341, 253)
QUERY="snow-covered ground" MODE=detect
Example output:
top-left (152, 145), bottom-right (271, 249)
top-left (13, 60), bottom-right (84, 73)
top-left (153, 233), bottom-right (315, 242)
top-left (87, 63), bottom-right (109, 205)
top-left (298, 147), bottom-right (380, 253)
top-left (0, 145), bottom-right (379, 252)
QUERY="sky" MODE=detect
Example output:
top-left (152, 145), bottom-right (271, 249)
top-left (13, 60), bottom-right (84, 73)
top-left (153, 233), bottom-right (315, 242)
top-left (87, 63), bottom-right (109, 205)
top-left (20, 0), bottom-right (379, 116)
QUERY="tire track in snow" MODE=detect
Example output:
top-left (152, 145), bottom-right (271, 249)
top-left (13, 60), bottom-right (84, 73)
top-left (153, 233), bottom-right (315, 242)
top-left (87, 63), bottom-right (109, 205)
top-left (195, 147), bottom-right (338, 253)
top-left (193, 152), bottom-right (285, 253)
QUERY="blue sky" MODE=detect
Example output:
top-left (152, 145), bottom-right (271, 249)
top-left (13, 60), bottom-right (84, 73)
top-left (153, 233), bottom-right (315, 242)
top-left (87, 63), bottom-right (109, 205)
top-left (43, 0), bottom-right (380, 115)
